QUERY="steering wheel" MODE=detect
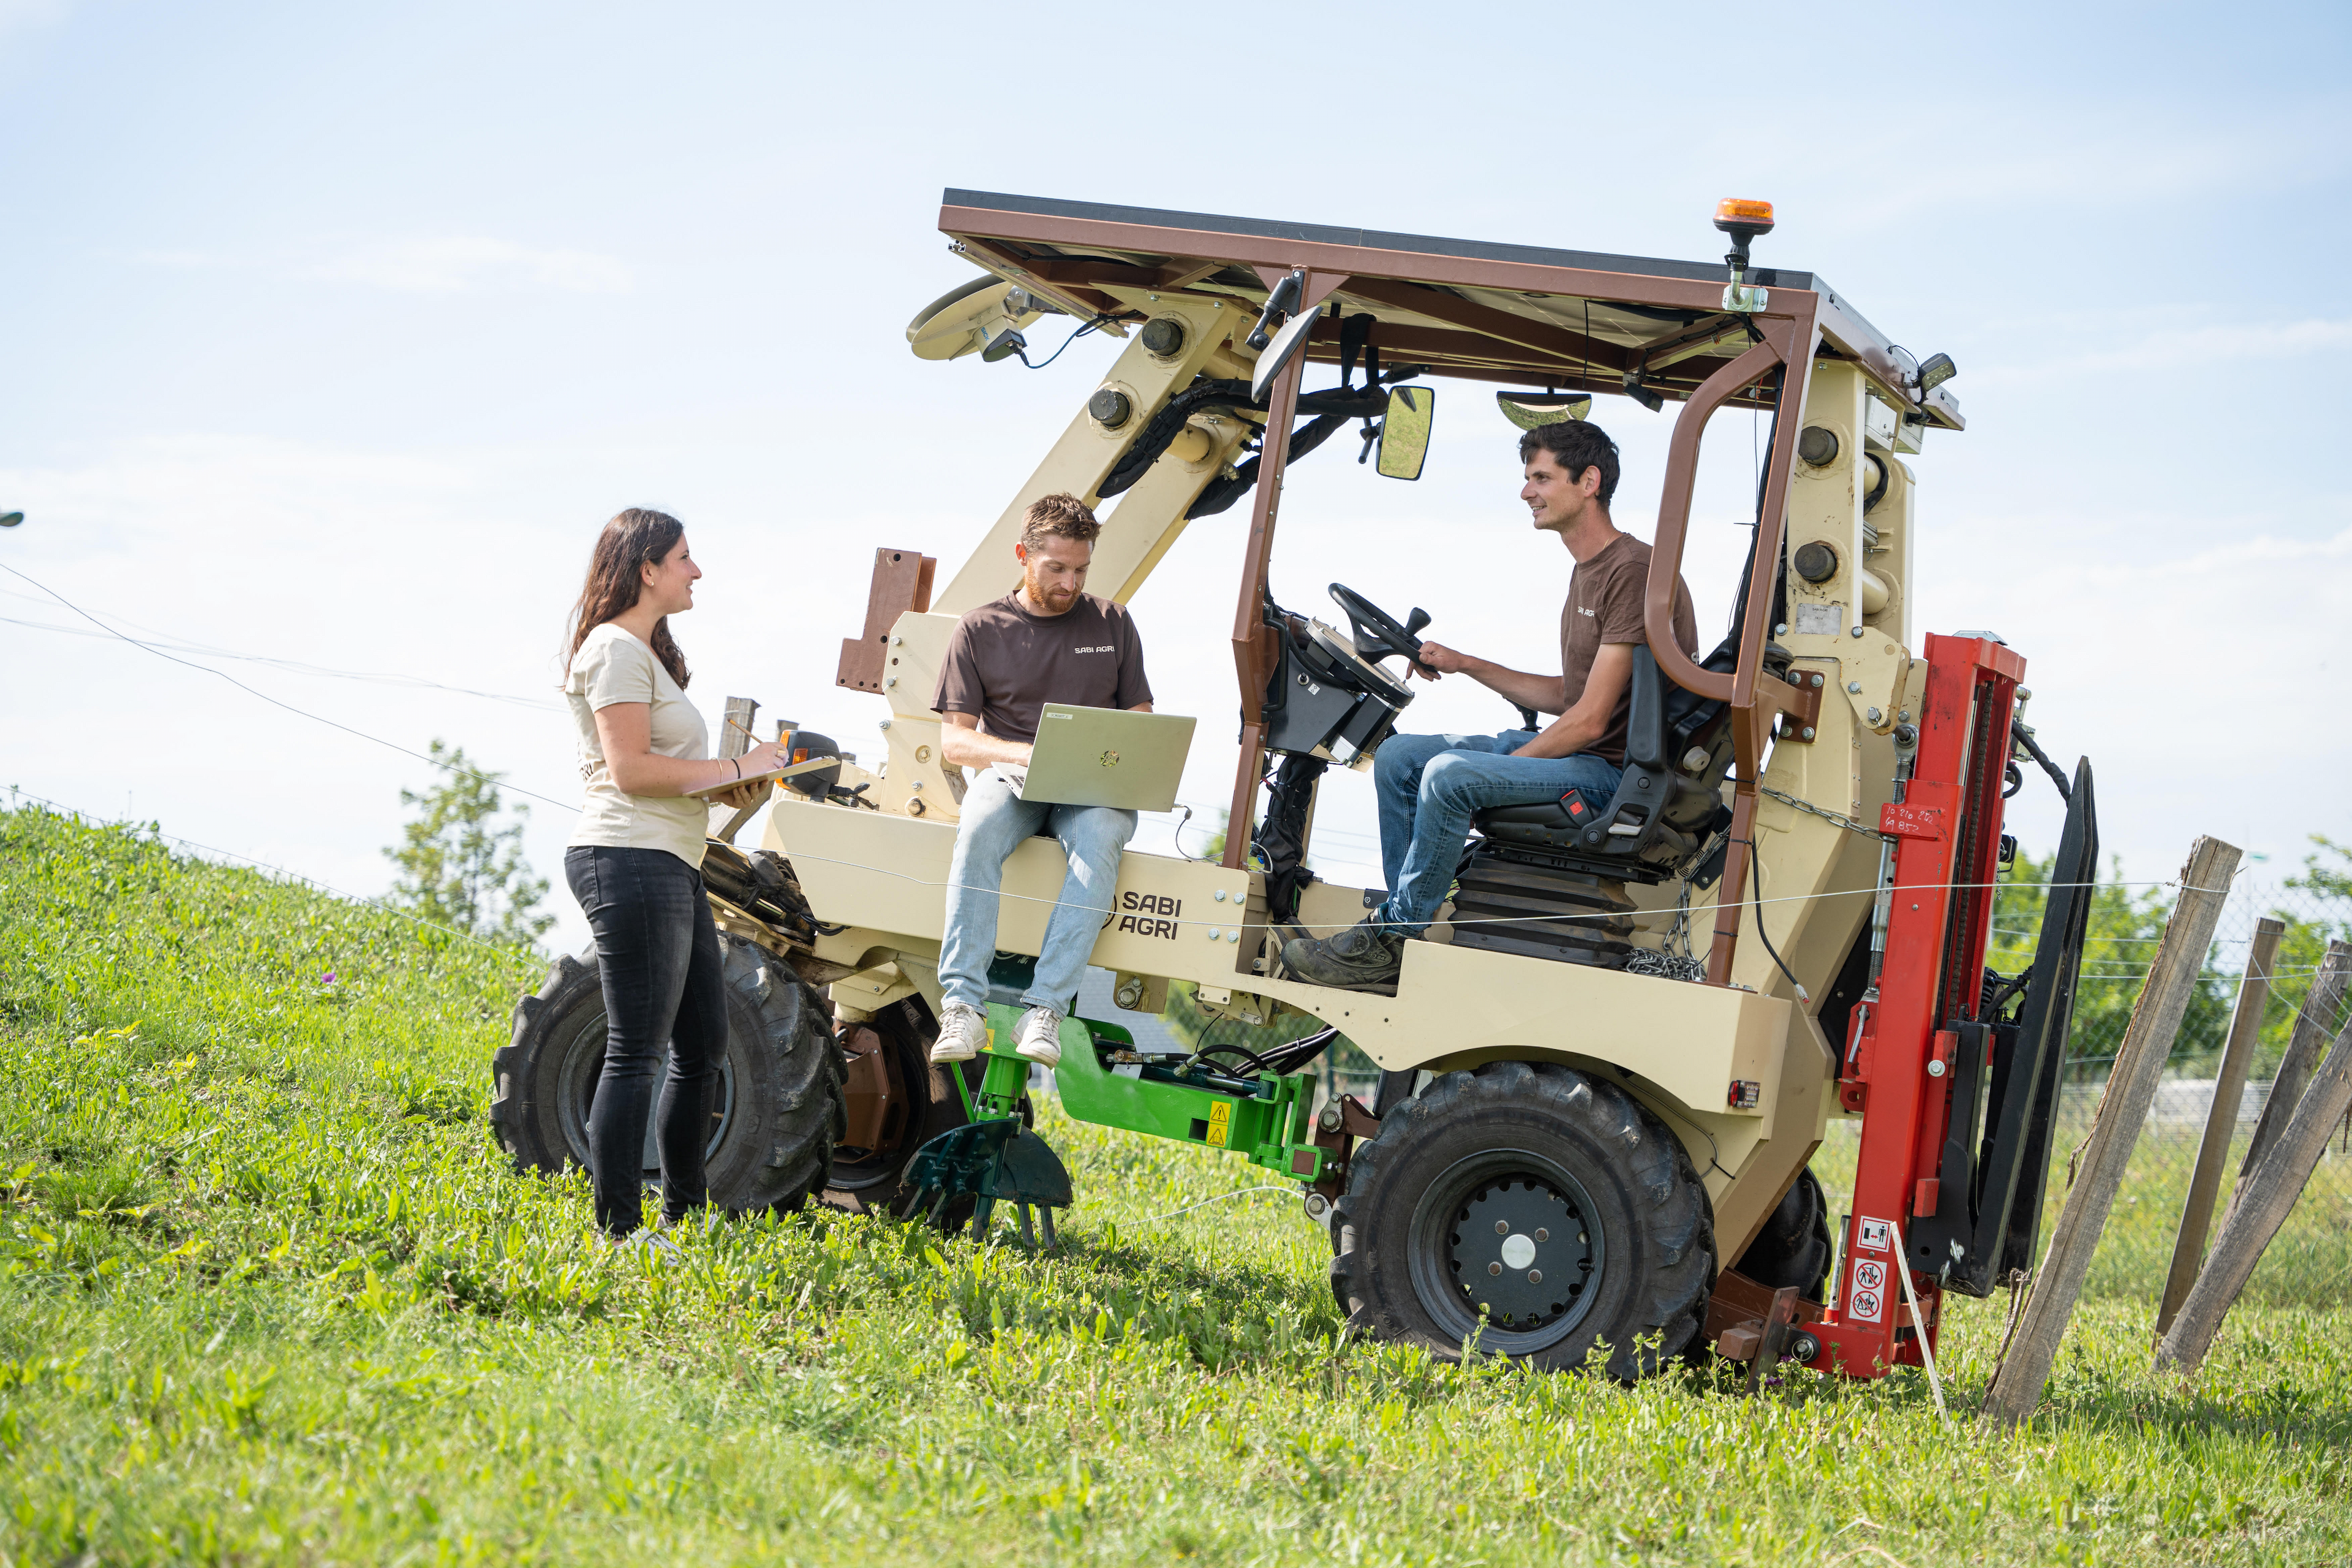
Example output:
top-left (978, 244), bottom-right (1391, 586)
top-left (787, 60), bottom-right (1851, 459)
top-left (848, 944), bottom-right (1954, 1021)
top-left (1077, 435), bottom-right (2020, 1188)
top-left (1329, 583), bottom-right (1433, 670)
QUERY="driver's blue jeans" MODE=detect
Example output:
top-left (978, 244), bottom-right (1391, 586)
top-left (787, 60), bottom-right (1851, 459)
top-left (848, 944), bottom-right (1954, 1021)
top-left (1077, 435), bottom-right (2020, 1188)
top-left (1371, 730), bottom-right (1623, 933)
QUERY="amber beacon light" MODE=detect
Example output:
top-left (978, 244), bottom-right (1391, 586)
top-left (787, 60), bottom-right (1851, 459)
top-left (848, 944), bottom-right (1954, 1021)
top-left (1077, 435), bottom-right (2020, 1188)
top-left (1713, 197), bottom-right (1776, 236)
top-left (1713, 198), bottom-right (1776, 312)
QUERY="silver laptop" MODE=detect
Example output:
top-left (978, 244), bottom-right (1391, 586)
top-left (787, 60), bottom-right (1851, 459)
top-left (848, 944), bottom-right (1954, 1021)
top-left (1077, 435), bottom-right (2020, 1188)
top-left (1018, 704), bottom-right (1196, 812)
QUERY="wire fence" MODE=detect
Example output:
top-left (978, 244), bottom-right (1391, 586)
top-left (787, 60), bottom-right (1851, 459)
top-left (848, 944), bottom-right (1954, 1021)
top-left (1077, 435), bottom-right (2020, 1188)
top-left (1177, 873), bottom-right (2352, 1311)
top-left (1813, 875), bottom-right (2352, 1309)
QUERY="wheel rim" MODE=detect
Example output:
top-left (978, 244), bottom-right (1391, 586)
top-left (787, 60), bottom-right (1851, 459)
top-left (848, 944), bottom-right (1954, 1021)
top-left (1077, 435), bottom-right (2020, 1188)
top-left (1406, 1149), bottom-right (1605, 1356)
top-left (556, 1006), bottom-right (737, 1175)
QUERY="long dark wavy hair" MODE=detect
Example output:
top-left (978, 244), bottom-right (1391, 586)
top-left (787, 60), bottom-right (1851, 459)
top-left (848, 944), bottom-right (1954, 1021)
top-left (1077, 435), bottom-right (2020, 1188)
top-left (564, 508), bottom-right (692, 688)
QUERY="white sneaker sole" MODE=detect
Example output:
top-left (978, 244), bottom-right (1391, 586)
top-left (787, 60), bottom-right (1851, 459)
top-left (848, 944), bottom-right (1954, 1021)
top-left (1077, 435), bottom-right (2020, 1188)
top-left (1014, 1040), bottom-right (1060, 1069)
top-left (929, 1041), bottom-right (978, 1063)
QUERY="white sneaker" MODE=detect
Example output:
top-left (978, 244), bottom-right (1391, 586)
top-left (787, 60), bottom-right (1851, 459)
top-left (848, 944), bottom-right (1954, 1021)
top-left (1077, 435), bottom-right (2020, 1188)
top-left (930, 1002), bottom-right (987, 1063)
top-left (1012, 1006), bottom-right (1063, 1069)
top-left (600, 1229), bottom-right (681, 1265)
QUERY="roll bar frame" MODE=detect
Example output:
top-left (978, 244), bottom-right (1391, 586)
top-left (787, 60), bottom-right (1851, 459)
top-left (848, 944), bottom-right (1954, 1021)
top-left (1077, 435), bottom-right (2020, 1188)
top-left (932, 192), bottom-right (1946, 984)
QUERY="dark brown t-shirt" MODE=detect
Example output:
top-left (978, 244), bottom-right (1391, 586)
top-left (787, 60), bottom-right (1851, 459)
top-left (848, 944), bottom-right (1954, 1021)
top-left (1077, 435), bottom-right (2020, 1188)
top-left (933, 590), bottom-right (1153, 744)
top-left (1561, 533), bottom-right (1699, 765)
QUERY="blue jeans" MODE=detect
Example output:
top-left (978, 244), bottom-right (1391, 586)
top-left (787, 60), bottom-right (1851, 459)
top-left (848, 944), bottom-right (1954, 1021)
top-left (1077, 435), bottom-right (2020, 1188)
top-left (565, 845), bottom-right (724, 1237)
top-left (1371, 730), bottom-right (1624, 932)
top-left (938, 766), bottom-right (1137, 1014)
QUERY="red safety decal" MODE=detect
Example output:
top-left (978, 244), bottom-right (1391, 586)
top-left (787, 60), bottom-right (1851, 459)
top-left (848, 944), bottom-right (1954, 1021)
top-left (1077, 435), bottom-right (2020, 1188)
top-left (1879, 802), bottom-right (1945, 840)
top-left (1848, 1258), bottom-right (1887, 1323)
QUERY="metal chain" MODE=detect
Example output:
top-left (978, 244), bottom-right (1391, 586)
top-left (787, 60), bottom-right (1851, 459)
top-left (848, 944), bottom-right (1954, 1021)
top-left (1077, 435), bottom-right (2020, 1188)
top-left (1624, 947), bottom-right (1708, 983)
top-left (1759, 785), bottom-right (1893, 842)
top-left (1624, 857), bottom-right (1709, 983)
top-left (1666, 875), bottom-right (1694, 957)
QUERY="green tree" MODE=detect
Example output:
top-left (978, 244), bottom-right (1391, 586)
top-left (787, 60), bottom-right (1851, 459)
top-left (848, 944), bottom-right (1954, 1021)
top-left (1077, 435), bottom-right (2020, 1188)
top-left (2286, 834), bottom-right (2352, 913)
top-left (384, 740), bottom-right (552, 946)
top-left (1987, 850), bottom-right (2234, 1080)
top-left (2263, 834), bottom-right (2352, 1070)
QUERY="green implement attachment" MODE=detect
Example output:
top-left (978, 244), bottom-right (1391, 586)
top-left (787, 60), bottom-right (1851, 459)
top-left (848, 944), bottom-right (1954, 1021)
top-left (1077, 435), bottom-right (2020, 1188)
top-left (900, 1001), bottom-right (1330, 1246)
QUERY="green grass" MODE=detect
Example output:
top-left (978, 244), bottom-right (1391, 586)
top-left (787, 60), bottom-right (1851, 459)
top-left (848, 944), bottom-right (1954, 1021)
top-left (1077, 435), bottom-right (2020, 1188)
top-left (4, 804), bottom-right (2351, 1566)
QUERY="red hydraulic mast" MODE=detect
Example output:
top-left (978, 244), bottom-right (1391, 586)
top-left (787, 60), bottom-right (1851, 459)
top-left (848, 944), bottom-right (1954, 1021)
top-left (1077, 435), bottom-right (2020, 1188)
top-left (1807, 632), bottom-right (2025, 1376)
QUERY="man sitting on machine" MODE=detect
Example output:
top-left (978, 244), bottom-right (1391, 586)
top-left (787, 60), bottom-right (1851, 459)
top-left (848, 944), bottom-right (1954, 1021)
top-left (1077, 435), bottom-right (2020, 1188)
top-left (1283, 421), bottom-right (1698, 991)
top-left (927, 492), bottom-right (1155, 1067)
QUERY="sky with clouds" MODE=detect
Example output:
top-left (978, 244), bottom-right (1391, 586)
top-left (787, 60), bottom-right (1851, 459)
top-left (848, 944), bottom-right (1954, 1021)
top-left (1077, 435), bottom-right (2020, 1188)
top-left (2, 1), bottom-right (2347, 954)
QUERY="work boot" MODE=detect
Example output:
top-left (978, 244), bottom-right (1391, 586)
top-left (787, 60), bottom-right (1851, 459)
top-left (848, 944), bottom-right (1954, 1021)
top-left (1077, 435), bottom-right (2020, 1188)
top-left (930, 1001), bottom-right (987, 1063)
top-left (1281, 918), bottom-right (1407, 992)
top-left (1012, 1006), bottom-right (1064, 1069)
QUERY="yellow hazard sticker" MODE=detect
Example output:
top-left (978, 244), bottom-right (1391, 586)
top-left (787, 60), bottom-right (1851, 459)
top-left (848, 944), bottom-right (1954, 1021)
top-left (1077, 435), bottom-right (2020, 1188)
top-left (1207, 1100), bottom-right (1231, 1147)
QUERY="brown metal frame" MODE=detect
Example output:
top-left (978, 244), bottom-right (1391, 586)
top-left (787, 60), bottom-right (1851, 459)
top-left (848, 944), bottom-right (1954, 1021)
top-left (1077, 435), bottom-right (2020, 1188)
top-left (936, 195), bottom-right (1917, 984)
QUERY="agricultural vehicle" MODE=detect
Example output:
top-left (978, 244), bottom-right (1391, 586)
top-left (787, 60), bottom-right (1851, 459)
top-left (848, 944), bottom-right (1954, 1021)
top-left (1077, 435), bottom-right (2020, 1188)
top-left (493, 190), bottom-right (2097, 1382)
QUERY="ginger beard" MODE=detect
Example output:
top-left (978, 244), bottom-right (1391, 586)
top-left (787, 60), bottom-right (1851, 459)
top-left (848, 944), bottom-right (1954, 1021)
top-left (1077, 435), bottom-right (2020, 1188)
top-left (1015, 535), bottom-right (1090, 616)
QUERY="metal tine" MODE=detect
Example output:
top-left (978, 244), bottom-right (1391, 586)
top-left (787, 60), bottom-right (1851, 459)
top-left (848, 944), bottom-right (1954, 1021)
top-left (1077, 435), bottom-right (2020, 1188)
top-left (1744, 1286), bottom-right (1800, 1397)
top-left (1039, 1205), bottom-right (1060, 1253)
top-left (1016, 1204), bottom-right (1037, 1250)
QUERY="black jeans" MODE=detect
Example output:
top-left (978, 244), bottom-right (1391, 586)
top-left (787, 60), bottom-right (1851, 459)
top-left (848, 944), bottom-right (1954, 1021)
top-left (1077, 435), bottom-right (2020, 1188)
top-left (564, 845), bottom-right (726, 1236)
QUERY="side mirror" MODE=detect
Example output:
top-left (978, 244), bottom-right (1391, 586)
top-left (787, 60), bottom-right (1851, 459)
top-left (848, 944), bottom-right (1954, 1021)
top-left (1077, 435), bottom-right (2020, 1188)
top-left (1376, 385), bottom-right (1434, 480)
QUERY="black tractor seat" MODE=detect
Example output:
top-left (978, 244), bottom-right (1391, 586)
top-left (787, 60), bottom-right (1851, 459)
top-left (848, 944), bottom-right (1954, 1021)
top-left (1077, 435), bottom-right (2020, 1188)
top-left (1450, 638), bottom-right (1764, 967)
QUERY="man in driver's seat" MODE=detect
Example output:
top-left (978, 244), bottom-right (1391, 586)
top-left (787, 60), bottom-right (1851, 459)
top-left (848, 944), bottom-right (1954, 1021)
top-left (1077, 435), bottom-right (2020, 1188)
top-left (1283, 421), bottom-right (1697, 991)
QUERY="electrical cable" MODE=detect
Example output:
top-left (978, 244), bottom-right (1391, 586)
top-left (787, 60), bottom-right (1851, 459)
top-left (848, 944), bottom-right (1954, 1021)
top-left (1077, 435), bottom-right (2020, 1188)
top-left (1167, 803), bottom-right (1213, 864)
top-left (2011, 720), bottom-right (2072, 802)
top-left (0, 601), bottom-right (560, 709)
top-left (1740, 837), bottom-right (1809, 1001)
top-left (1017, 314), bottom-right (1110, 369)
top-left (1186, 1042), bottom-right (1280, 1076)
top-left (1, 560), bottom-right (583, 814)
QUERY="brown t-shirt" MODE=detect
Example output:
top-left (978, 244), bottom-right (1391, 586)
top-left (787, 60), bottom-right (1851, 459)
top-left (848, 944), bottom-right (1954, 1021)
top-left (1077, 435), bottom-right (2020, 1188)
top-left (1561, 532), bottom-right (1699, 765)
top-left (933, 590), bottom-right (1153, 744)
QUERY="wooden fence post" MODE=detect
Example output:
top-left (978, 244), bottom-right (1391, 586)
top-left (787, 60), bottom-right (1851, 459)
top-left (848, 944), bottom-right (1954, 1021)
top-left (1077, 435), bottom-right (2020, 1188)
top-left (1980, 836), bottom-right (2241, 1427)
top-left (2155, 1014), bottom-right (2352, 1374)
top-left (2234, 940), bottom-right (2352, 1197)
top-left (2155, 916), bottom-right (2284, 1338)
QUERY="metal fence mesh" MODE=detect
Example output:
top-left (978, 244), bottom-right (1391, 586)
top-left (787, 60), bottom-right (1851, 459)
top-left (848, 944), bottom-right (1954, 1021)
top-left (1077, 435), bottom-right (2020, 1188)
top-left (1815, 876), bottom-right (2352, 1308)
top-left (1182, 872), bottom-right (2352, 1310)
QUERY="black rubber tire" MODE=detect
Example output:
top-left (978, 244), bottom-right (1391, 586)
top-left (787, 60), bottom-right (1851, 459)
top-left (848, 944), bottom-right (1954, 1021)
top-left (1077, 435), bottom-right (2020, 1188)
top-left (819, 994), bottom-right (989, 1222)
top-left (1330, 1060), bottom-right (1715, 1379)
top-left (489, 930), bottom-right (845, 1215)
top-left (1728, 1166), bottom-right (1832, 1300)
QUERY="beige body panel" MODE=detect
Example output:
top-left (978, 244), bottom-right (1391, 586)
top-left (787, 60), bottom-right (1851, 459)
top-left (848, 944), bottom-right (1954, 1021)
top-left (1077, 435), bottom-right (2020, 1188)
top-left (930, 295), bottom-right (1255, 616)
top-left (763, 790), bottom-right (1837, 1232)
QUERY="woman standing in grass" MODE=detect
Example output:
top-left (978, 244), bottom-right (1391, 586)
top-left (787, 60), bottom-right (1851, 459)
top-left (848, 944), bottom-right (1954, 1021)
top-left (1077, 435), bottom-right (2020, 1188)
top-left (561, 508), bottom-right (783, 1246)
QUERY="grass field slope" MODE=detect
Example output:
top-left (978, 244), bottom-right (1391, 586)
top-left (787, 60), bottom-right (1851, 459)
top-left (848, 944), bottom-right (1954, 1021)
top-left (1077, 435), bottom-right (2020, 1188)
top-left (2, 804), bottom-right (2349, 1566)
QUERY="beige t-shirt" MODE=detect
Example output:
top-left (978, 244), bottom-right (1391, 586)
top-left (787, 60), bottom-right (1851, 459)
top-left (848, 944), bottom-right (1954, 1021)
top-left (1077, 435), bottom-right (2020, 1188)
top-left (565, 622), bottom-right (712, 869)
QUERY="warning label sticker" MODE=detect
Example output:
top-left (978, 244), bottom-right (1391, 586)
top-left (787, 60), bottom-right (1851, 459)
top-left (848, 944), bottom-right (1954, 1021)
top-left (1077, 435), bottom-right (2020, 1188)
top-left (1850, 1287), bottom-right (1883, 1322)
top-left (1853, 1259), bottom-right (1886, 1293)
top-left (1206, 1099), bottom-right (1232, 1148)
top-left (1856, 1217), bottom-right (1891, 1253)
